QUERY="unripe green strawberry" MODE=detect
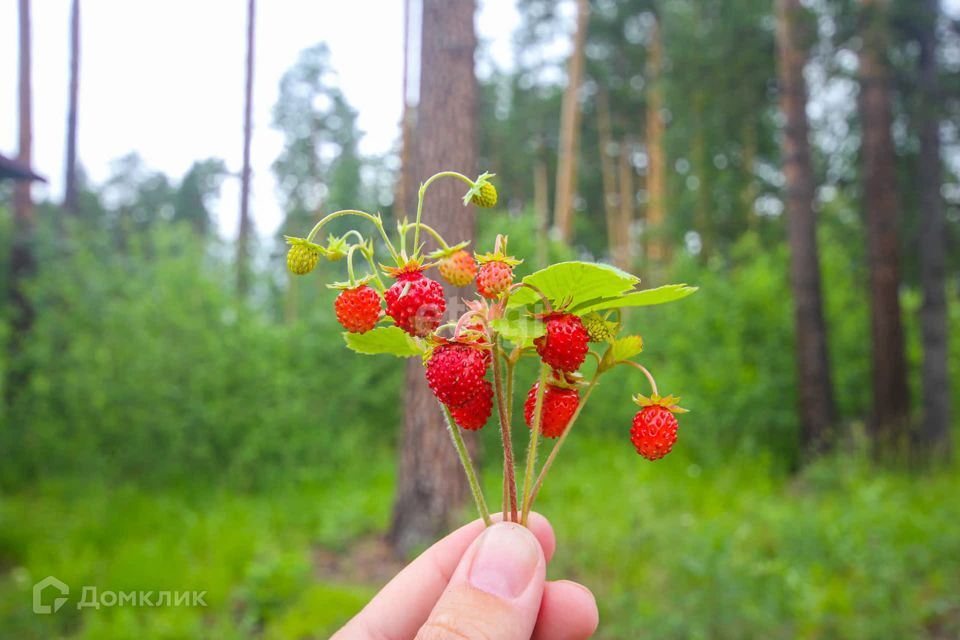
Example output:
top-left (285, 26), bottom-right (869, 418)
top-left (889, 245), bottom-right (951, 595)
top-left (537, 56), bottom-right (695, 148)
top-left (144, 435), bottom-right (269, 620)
top-left (524, 380), bottom-right (579, 438)
top-left (471, 182), bottom-right (498, 208)
top-left (449, 380), bottom-right (493, 431)
top-left (583, 312), bottom-right (620, 342)
top-left (438, 250), bottom-right (477, 287)
top-left (335, 285), bottom-right (382, 333)
top-left (287, 241), bottom-right (320, 275)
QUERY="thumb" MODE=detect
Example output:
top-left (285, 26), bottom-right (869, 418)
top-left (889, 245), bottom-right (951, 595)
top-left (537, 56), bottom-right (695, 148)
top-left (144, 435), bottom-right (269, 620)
top-left (416, 522), bottom-right (546, 640)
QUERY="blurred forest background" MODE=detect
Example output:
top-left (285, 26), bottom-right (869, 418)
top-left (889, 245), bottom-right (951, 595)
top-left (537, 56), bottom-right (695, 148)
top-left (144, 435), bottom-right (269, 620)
top-left (2, 0), bottom-right (960, 638)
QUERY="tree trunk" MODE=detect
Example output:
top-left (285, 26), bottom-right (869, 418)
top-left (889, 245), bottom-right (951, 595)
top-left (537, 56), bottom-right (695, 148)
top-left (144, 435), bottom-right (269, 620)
top-left (915, 0), bottom-right (951, 463)
top-left (389, 0), bottom-right (477, 555)
top-left (237, 0), bottom-right (255, 296)
top-left (596, 90), bottom-right (620, 265)
top-left (533, 149), bottom-right (549, 269)
top-left (645, 16), bottom-right (667, 271)
top-left (7, 0), bottom-right (34, 406)
top-left (616, 137), bottom-right (634, 270)
top-left (775, 0), bottom-right (837, 456)
top-left (553, 0), bottom-right (589, 243)
top-left (394, 0), bottom-right (414, 221)
top-left (858, 0), bottom-right (910, 457)
top-left (63, 0), bottom-right (80, 214)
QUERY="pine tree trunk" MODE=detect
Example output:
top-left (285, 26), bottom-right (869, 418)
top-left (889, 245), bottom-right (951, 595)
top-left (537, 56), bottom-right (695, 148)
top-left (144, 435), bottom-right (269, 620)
top-left (858, 0), bottom-right (910, 457)
top-left (616, 137), bottom-right (634, 270)
top-left (553, 0), bottom-right (589, 243)
top-left (775, 0), bottom-right (837, 455)
top-left (533, 148), bottom-right (549, 269)
top-left (915, 0), bottom-right (951, 463)
top-left (237, 0), bottom-right (256, 296)
top-left (389, 0), bottom-right (477, 555)
top-left (596, 90), bottom-right (619, 265)
top-left (395, 0), bottom-right (413, 220)
top-left (63, 0), bottom-right (80, 214)
top-left (645, 16), bottom-right (667, 270)
top-left (7, 0), bottom-right (35, 406)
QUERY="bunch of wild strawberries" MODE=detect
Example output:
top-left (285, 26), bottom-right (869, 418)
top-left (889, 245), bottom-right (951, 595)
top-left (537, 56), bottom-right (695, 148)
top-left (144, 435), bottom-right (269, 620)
top-left (286, 171), bottom-right (691, 525)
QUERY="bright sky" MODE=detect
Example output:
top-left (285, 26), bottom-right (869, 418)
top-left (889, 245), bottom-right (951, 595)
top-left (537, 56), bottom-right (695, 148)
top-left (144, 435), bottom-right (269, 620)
top-left (0, 0), bottom-right (521, 237)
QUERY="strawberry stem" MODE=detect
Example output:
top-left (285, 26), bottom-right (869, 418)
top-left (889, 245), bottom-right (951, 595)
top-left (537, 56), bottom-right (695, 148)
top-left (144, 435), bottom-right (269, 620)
top-left (490, 331), bottom-right (519, 522)
top-left (520, 364), bottom-right (549, 526)
top-left (413, 171), bottom-right (475, 258)
top-left (511, 282), bottom-right (554, 314)
top-left (439, 402), bottom-right (492, 527)
top-left (618, 360), bottom-right (659, 396)
top-left (527, 369), bottom-right (601, 510)
top-left (305, 209), bottom-right (400, 263)
top-left (358, 243), bottom-right (387, 292)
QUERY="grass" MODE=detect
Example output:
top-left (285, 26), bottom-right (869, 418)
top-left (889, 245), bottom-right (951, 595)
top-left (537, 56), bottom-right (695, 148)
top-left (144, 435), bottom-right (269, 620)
top-left (1, 436), bottom-right (958, 639)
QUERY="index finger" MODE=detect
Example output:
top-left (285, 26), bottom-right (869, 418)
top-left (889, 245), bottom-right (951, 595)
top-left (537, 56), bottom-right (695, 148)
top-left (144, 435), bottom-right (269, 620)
top-left (332, 512), bottom-right (556, 640)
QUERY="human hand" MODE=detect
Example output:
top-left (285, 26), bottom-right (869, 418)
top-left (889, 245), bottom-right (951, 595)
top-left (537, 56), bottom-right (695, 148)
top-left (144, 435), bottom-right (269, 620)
top-left (332, 513), bottom-right (598, 639)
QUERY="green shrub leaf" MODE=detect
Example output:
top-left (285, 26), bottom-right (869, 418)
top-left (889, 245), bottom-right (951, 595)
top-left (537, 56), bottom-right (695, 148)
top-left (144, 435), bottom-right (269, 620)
top-left (489, 314), bottom-right (545, 348)
top-left (343, 327), bottom-right (423, 357)
top-left (571, 284), bottom-right (698, 314)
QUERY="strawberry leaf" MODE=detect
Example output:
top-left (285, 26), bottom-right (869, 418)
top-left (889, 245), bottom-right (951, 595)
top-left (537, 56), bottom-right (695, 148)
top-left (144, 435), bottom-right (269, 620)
top-left (490, 314), bottom-right (545, 348)
top-left (570, 284), bottom-right (698, 314)
top-left (609, 335), bottom-right (644, 362)
top-left (508, 261), bottom-right (639, 310)
top-left (343, 326), bottom-right (423, 357)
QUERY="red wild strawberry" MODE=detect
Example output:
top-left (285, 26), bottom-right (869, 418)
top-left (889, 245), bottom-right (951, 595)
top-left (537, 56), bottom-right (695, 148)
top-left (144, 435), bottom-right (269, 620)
top-left (630, 394), bottom-right (686, 461)
top-left (425, 341), bottom-right (489, 408)
top-left (334, 285), bottom-right (382, 333)
top-left (449, 380), bottom-right (493, 431)
top-left (534, 313), bottom-right (589, 372)
top-left (438, 250), bottom-right (477, 287)
top-left (476, 260), bottom-right (514, 299)
top-left (384, 262), bottom-right (446, 337)
top-left (524, 380), bottom-right (579, 438)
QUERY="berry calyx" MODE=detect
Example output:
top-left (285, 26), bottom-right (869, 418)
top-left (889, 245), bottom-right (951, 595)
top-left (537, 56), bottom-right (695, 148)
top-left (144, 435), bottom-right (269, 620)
top-left (534, 313), bottom-right (589, 372)
top-left (384, 261), bottom-right (446, 337)
top-left (438, 250), bottom-right (477, 287)
top-left (425, 339), bottom-right (490, 408)
top-left (524, 380), bottom-right (580, 439)
top-left (286, 238), bottom-right (321, 275)
top-left (449, 380), bottom-right (493, 431)
top-left (334, 285), bottom-right (382, 334)
top-left (630, 394), bottom-right (687, 461)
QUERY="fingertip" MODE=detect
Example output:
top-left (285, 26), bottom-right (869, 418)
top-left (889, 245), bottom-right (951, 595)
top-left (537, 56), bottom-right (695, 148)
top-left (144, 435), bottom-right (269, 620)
top-left (532, 579), bottom-right (599, 640)
top-left (486, 512), bottom-right (556, 564)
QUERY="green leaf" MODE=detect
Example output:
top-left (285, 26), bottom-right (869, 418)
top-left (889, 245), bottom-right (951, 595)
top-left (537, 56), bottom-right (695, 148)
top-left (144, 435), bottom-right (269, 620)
top-left (343, 326), bottom-right (423, 357)
top-left (508, 261), bottom-right (639, 310)
top-left (571, 284), bottom-right (698, 314)
top-left (489, 314), bottom-right (545, 348)
top-left (609, 335), bottom-right (644, 362)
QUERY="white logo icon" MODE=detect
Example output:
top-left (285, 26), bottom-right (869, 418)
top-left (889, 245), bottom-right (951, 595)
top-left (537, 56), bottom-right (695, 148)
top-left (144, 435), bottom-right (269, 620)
top-left (33, 576), bottom-right (69, 614)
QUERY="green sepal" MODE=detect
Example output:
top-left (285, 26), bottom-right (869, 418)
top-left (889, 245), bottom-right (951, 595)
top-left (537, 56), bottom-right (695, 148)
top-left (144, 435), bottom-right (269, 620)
top-left (323, 234), bottom-right (350, 261)
top-left (326, 274), bottom-right (377, 290)
top-left (426, 240), bottom-right (471, 261)
top-left (343, 326), bottom-right (423, 357)
top-left (632, 393), bottom-right (688, 413)
top-left (461, 171), bottom-right (496, 206)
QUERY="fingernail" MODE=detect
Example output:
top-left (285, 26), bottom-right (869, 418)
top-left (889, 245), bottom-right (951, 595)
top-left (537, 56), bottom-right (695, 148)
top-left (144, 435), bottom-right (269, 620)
top-left (468, 523), bottom-right (540, 600)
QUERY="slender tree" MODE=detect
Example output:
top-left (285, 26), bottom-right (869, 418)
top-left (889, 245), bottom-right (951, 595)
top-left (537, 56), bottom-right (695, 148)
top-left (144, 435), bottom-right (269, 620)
top-left (237, 0), bottom-right (256, 295)
top-left (7, 0), bottom-right (35, 405)
top-left (389, 0), bottom-right (478, 554)
top-left (858, 0), bottom-right (910, 456)
top-left (553, 0), bottom-right (589, 243)
top-left (645, 15), bottom-right (667, 270)
top-left (63, 0), bottom-right (80, 214)
top-left (915, 0), bottom-right (951, 463)
top-left (616, 136), bottom-right (635, 269)
top-left (775, 0), bottom-right (837, 455)
top-left (596, 90), bottom-right (620, 264)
